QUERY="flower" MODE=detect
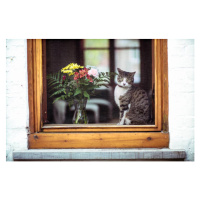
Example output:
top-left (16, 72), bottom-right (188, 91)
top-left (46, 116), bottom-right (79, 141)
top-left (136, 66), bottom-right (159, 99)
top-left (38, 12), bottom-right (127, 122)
top-left (62, 75), bottom-right (66, 80)
top-left (88, 68), bottom-right (99, 78)
top-left (48, 63), bottom-right (115, 104)
top-left (61, 63), bottom-right (84, 75)
top-left (87, 74), bottom-right (93, 82)
top-left (79, 68), bottom-right (89, 78)
top-left (74, 72), bottom-right (80, 80)
top-left (61, 69), bottom-right (74, 75)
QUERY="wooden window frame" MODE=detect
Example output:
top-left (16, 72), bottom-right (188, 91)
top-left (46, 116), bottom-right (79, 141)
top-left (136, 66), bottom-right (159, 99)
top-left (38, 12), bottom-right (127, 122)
top-left (27, 39), bottom-right (169, 149)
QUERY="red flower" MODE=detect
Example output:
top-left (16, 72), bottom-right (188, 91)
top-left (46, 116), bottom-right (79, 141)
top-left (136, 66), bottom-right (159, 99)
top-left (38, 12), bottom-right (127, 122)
top-left (87, 74), bottom-right (93, 82)
top-left (62, 75), bottom-right (66, 80)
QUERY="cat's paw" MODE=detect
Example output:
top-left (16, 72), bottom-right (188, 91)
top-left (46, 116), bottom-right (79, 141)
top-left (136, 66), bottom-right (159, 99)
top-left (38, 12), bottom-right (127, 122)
top-left (117, 121), bottom-right (124, 125)
top-left (124, 118), bottom-right (131, 125)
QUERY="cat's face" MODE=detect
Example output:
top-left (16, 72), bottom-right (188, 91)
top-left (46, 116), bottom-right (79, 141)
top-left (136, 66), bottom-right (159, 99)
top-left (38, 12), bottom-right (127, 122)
top-left (117, 68), bottom-right (136, 88)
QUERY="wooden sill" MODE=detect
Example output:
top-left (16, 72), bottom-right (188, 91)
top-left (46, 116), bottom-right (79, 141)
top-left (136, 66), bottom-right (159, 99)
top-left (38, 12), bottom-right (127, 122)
top-left (43, 124), bottom-right (156, 128)
top-left (42, 123), bottom-right (160, 132)
top-left (28, 132), bottom-right (169, 149)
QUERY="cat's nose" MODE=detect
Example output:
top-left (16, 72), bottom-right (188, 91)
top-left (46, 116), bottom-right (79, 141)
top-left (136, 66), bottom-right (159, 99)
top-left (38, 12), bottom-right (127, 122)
top-left (123, 83), bottom-right (126, 86)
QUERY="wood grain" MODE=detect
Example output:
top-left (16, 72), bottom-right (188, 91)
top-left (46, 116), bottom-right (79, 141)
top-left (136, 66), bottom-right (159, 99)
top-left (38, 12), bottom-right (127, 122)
top-left (42, 124), bottom-right (160, 132)
top-left (36, 39), bottom-right (43, 131)
top-left (42, 40), bottom-right (48, 124)
top-left (28, 132), bottom-right (169, 149)
top-left (27, 39), bottom-right (43, 133)
top-left (27, 40), bottom-right (35, 133)
top-left (161, 40), bottom-right (169, 132)
top-left (157, 40), bottom-right (162, 130)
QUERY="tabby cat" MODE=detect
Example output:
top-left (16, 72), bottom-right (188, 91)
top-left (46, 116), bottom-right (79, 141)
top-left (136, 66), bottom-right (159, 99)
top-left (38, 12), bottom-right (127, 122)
top-left (114, 68), bottom-right (150, 125)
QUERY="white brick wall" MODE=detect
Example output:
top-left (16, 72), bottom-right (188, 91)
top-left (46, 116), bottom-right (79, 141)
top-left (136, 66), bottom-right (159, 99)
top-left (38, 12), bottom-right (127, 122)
top-left (5, 39), bottom-right (195, 161)
top-left (6, 39), bottom-right (28, 161)
top-left (168, 39), bottom-right (194, 161)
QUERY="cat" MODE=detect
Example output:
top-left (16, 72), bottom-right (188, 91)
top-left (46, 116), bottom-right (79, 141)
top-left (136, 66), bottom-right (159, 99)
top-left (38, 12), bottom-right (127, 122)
top-left (114, 68), bottom-right (150, 125)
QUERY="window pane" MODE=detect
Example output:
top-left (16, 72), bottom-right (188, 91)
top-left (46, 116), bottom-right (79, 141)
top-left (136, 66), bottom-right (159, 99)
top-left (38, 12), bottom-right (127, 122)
top-left (115, 49), bottom-right (141, 83)
top-left (84, 39), bottom-right (109, 48)
top-left (84, 50), bottom-right (109, 72)
top-left (45, 39), bottom-right (153, 125)
top-left (115, 39), bottom-right (140, 48)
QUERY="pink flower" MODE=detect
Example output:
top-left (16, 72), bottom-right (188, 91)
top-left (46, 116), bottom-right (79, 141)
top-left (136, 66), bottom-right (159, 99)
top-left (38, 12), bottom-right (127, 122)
top-left (88, 68), bottom-right (99, 78)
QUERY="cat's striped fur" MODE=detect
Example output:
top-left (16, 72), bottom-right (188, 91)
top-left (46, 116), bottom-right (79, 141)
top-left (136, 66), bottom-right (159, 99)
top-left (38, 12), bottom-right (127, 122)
top-left (114, 68), bottom-right (150, 125)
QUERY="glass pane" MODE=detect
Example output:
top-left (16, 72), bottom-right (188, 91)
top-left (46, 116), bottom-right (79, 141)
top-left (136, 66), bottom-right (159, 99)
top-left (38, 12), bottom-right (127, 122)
top-left (45, 39), bottom-right (154, 125)
top-left (115, 39), bottom-right (140, 48)
top-left (115, 49), bottom-right (141, 83)
top-left (84, 39), bottom-right (109, 48)
top-left (84, 50), bottom-right (109, 72)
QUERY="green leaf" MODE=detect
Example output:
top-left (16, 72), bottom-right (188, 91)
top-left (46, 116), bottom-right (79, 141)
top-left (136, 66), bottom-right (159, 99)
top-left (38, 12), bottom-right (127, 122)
top-left (50, 88), bottom-right (66, 98)
top-left (74, 88), bottom-right (82, 96)
top-left (53, 95), bottom-right (66, 103)
top-left (67, 92), bottom-right (73, 97)
top-left (83, 91), bottom-right (90, 99)
top-left (87, 85), bottom-right (98, 90)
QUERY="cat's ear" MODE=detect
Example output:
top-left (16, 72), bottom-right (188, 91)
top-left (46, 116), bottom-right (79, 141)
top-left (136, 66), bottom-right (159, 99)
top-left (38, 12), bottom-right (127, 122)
top-left (117, 68), bottom-right (123, 73)
top-left (131, 71), bottom-right (136, 76)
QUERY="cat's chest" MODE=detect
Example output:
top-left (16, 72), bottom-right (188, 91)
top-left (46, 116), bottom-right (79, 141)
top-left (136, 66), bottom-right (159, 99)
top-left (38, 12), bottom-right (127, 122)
top-left (114, 86), bottom-right (129, 107)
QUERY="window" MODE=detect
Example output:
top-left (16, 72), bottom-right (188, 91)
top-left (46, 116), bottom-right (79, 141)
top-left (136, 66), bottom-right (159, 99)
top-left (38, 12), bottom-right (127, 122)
top-left (44, 39), bottom-right (153, 125)
top-left (84, 39), bottom-right (110, 72)
top-left (27, 39), bottom-right (169, 149)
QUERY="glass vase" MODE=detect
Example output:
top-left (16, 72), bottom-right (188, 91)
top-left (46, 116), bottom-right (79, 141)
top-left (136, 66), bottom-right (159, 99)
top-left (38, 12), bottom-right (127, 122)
top-left (72, 98), bottom-right (88, 124)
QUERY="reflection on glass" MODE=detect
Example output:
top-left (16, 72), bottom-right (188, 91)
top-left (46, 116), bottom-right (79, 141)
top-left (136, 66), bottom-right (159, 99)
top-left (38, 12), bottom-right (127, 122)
top-left (85, 39), bottom-right (109, 48)
top-left (115, 49), bottom-right (141, 83)
top-left (84, 50), bottom-right (109, 72)
top-left (115, 39), bottom-right (140, 48)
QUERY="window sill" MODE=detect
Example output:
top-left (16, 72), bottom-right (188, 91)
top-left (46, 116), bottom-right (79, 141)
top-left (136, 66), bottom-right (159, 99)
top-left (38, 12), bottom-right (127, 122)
top-left (13, 148), bottom-right (186, 161)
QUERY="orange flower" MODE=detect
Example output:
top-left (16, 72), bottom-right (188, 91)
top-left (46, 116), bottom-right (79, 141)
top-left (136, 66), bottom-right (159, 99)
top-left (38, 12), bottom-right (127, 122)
top-left (79, 68), bottom-right (89, 78)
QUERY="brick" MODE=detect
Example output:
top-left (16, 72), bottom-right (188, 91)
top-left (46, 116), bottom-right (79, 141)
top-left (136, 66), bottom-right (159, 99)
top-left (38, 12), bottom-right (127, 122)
top-left (6, 39), bottom-right (28, 161)
top-left (168, 39), bottom-right (194, 161)
top-left (169, 39), bottom-right (194, 46)
top-left (6, 39), bottom-right (25, 47)
top-left (169, 137), bottom-right (194, 161)
top-left (169, 92), bottom-right (194, 116)
top-left (168, 44), bottom-right (186, 57)
top-left (185, 45), bottom-right (194, 56)
top-left (168, 55), bottom-right (194, 68)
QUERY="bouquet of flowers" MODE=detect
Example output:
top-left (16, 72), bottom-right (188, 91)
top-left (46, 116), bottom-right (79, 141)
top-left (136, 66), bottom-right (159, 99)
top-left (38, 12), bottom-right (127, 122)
top-left (47, 63), bottom-right (116, 123)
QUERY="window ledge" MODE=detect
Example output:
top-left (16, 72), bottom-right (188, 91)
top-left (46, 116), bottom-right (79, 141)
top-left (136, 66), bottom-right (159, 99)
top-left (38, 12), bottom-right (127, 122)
top-left (13, 149), bottom-right (186, 161)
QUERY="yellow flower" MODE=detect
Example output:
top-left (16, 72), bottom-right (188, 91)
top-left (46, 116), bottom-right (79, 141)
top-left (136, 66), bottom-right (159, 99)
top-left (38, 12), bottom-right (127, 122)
top-left (61, 69), bottom-right (74, 75)
top-left (61, 63), bottom-right (84, 75)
